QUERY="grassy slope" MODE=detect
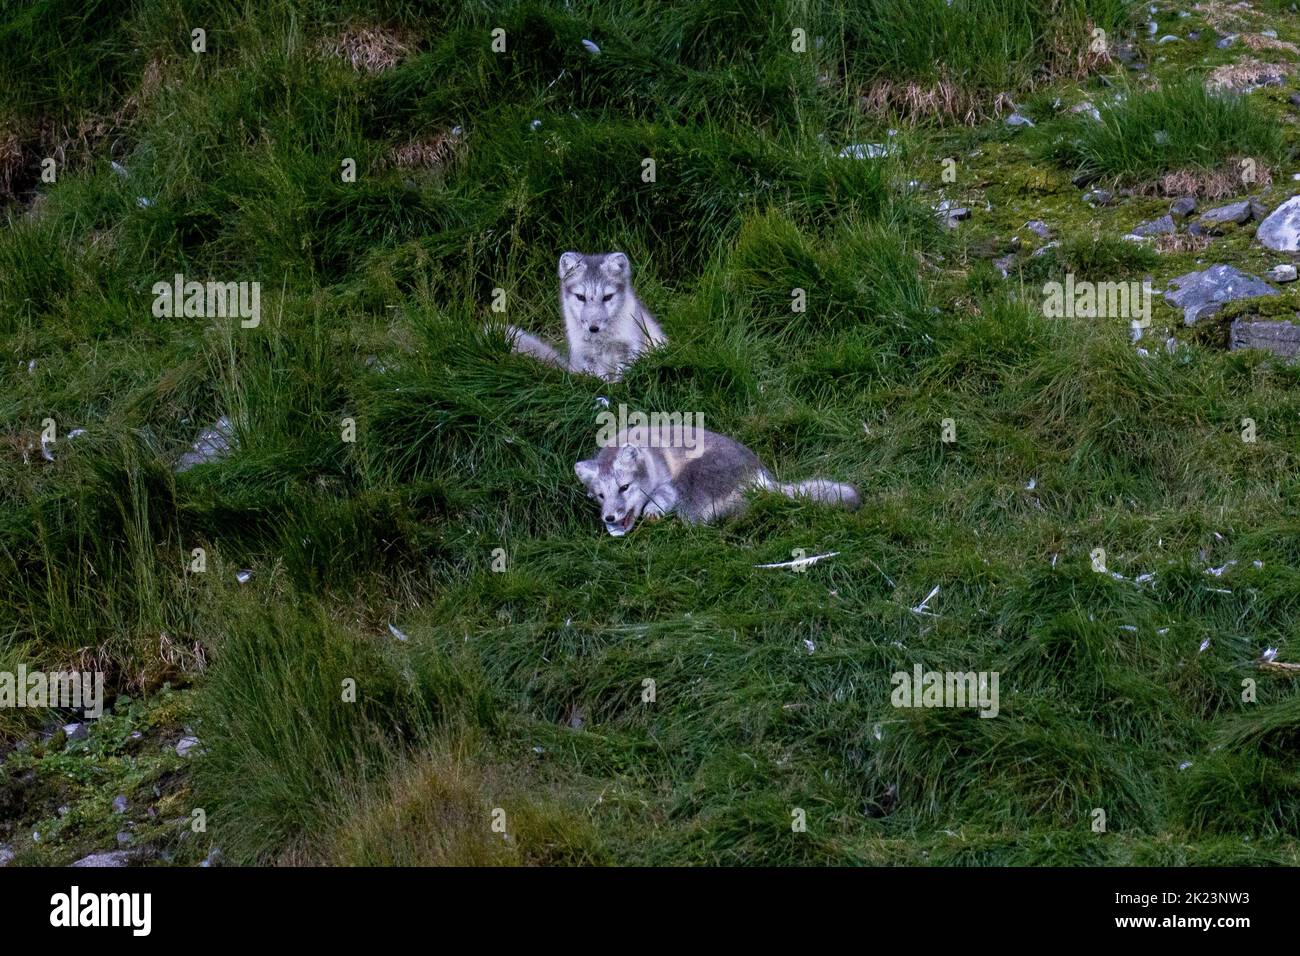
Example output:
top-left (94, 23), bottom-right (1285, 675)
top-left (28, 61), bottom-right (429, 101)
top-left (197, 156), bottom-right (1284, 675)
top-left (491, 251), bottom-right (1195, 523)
top-left (2, 0), bottom-right (1300, 866)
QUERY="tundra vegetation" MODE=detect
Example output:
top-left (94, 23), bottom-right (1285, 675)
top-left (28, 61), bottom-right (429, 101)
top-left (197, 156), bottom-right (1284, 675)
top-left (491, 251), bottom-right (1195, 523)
top-left (2, 0), bottom-right (1300, 866)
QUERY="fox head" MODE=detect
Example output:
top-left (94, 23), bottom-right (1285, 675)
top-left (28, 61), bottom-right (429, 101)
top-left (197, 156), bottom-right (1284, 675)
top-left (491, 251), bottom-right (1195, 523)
top-left (560, 251), bottom-right (633, 337)
top-left (574, 445), bottom-right (649, 536)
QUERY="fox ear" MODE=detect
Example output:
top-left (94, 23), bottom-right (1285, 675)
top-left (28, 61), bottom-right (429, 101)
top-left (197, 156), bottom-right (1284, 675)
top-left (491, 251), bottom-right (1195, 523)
top-left (574, 459), bottom-right (599, 487)
top-left (602, 252), bottom-right (630, 278)
top-left (559, 252), bottom-right (583, 278)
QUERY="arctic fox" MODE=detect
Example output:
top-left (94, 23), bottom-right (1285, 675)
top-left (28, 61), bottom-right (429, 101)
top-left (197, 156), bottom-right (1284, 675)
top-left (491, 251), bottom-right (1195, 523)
top-left (574, 423), bottom-right (859, 536)
top-left (501, 251), bottom-right (665, 382)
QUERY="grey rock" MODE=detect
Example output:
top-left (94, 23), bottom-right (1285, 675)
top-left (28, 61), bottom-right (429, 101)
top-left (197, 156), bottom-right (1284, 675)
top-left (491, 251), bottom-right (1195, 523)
top-left (1230, 319), bottom-right (1300, 361)
top-left (1005, 112), bottom-right (1035, 128)
top-left (1290, 93), bottom-right (1300, 108)
top-left (63, 722), bottom-right (88, 741)
top-left (1032, 241), bottom-right (1061, 258)
top-left (1133, 214), bottom-right (1176, 237)
top-left (1024, 220), bottom-right (1053, 240)
top-left (116, 831), bottom-right (132, 845)
top-left (0, 846), bottom-right (13, 867)
top-left (838, 143), bottom-right (894, 160)
top-left (175, 416), bottom-right (236, 473)
top-left (1216, 34), bottom-right (1237, 49)
top-left (71, 850), bottom-right (135, 868)
top-left (1188, 31), bottom-right (1200, 41)
top-left (1199, 200), bottom-right (1252, 226)
top-left (1069, 101), bottom-right (1102, 122)
top-left (1166, 265), bottom-right (1278, 325)
top-left (200, 847), bottom-right (224, 868)
top-left (1257, 196), bottom-right (1300, 251)
top-left (1083, 189), bottom-right (1115, 206)
top-left (1170, 197), bottom-right (1198, 218)
top-left (993, 255), bottom-right (1016, 278)
top-left (112, 794), bottom-right (128, 814)
top-left (176, 735), bottom-right (202, 757)
top-left (1267, 264), bottom-right (1298, 283)
top-left (1157, 34), bottom-right (1180, 44)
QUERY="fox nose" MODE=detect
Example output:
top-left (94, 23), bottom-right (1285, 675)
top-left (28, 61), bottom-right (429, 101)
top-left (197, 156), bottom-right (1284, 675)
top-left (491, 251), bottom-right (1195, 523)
top-left (588, 323), bottom-right (600, 333)
top-left (603, 513), bottom-right (615, 523)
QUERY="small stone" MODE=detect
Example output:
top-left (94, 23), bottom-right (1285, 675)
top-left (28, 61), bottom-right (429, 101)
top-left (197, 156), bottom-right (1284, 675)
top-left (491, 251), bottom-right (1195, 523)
top-left (112, 794), bottom-right (128, 814)
top-left (1005, 112), bottom-right (1035, 128)
top-left (1290, 93), bottom-right (1300, 108)
top-left (116, 831), bottom-right (132, 846)
top-left (176, 735), bottom-right (201, 757)
top-left (1267, 264), bottom-right (1298, 283)
top-left (63, 722), bottom-right (88, 741)
top-left (71, 851), bottom-right (134, 867)
top-left (1199, 200), bottom-right (1252, 226)
top-left (1157, 34), bottom-right (1179, 44)
top-left (1257, 196), bottom-right (1300, 252)
top-left (200, 847), bottom-right (224, 868)
top-left (1230, 319), bottom-right (1300, 361)
top-left (1216, 34), bottom-right (1237, 49)
top-left (1166, 264), bottom-right (1278, 325)
top-left (1133, 214), bottom-right (1175, 237)
top-left (0, 846), bottom-right (13, 867)
top-left (1083, 189), bottom-right (1115, 206)
top-left (1024, 220), bottom-right (1053, 240)
top-left (1170, 197), bottom-right (1197, 218)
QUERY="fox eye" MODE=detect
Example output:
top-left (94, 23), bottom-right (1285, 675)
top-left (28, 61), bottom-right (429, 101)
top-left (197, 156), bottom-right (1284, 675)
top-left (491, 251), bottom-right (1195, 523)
top-left (602, 293), bottom-right (614, 302)
top-left (618, 484), bottom-right (629, 493)
top-left (575, 293), bottom-right (586, 302)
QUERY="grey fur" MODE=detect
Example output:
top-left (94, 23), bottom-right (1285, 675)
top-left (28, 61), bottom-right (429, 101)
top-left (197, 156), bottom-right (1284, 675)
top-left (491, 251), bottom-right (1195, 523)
top-left (574, 424), bottom-right (859, 536)
top-left (496, 252), bottom-right (665, 382)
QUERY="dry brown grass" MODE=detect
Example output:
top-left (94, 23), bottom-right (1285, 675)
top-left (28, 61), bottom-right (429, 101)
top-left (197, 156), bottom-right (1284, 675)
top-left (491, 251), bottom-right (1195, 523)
top-left (317, 24), bottom-right (418, 74)
top-left (1206, 58), bottom-right (1291, 93)
top-left (859, 78), bottom-right (1015, 125)
top-left (1, 55), bottom-right (176, 203)
top-left (1143, 157), bottom-right (1273, 200)
top-left (857, 22), bottom-right (1111, 124)
top-left (381, 128), bottom-right (466, 175)
top-left (1242, 33), bottom-right (1300, 56)
top-left (1192, 1), bottom-right (1263, 31)
top-left (1155, 233), bottom-right (1213, 254)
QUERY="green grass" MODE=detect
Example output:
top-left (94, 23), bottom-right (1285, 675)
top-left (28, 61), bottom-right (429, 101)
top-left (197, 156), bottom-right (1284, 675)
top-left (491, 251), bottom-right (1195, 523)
top-left (1042, 77), bottom-right (1288, 184)
top-left (2, 0), bottom-right (1300, 867)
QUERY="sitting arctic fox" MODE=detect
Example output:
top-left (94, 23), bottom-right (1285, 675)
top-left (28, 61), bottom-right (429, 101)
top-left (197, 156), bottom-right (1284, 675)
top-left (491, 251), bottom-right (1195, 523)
top-left (574, 423), bottom-right (859, 536)
top-left (502, 251), bottom-right (665, 382)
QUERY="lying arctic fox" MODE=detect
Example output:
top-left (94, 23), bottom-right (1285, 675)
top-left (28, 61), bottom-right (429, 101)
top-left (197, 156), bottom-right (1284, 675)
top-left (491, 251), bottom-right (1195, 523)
top-left (502, 251), bottom-right (665, 382)
top-left (574, 423), bottom-right (859, 535)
